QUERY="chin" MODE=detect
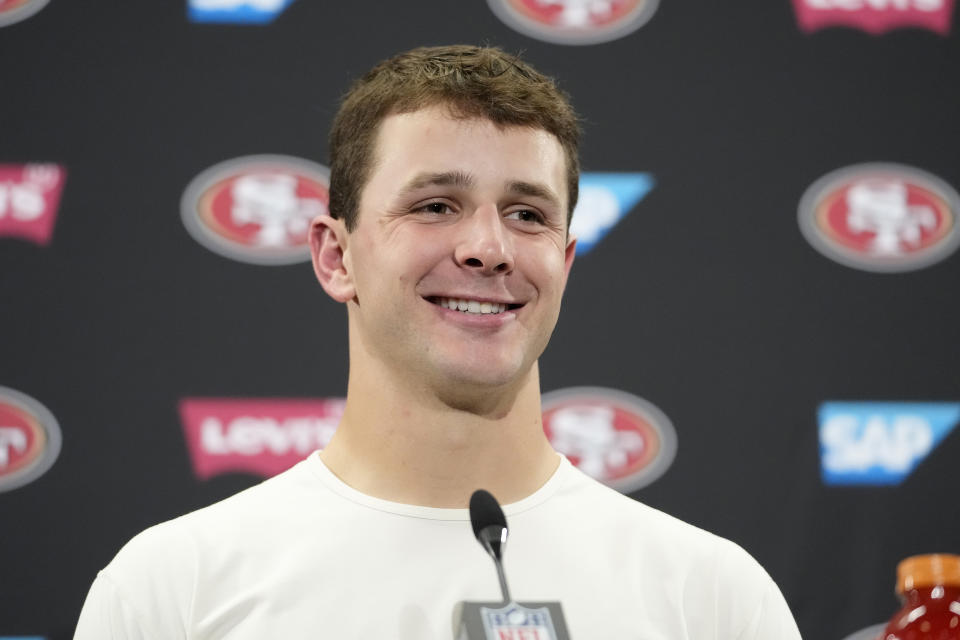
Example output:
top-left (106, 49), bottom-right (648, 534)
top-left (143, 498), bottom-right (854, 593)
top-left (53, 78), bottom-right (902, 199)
top-left (434, 356), bottom-right (528, 390)
top-left (432, 368), bottom-right (529, 413)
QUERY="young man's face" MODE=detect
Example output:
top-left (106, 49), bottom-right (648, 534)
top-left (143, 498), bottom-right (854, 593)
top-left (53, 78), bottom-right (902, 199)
top-left (339, 104), bottom-right (576, 393)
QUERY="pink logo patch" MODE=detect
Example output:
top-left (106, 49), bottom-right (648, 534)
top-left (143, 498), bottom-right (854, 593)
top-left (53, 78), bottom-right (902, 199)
top-left (179, 398), bottom-right (344, 480)
top-left (0, 164), bottom-right (66, 245)
top-left (542, 387), bottom-right (677, 493)
top-left (791, 0), bottom-right (955, 35)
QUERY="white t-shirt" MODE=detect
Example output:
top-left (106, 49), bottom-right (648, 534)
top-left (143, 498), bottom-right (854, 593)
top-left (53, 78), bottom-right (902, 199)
top-left (75, 453), bottom-right (801, 639)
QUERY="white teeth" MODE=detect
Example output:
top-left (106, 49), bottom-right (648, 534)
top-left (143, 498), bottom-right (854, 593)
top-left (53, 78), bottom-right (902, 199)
top-left (434, 297), bottom-right (509, 315)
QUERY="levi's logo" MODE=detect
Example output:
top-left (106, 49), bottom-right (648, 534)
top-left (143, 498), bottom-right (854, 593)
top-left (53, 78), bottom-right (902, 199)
top-left (179, 398), bottom-right (343, 480)
top-left (792, 0), bottom-right (955, 35)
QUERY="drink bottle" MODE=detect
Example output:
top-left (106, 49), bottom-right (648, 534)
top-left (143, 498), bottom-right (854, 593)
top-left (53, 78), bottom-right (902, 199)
top-left (882, 554), bottom-right (960, 640)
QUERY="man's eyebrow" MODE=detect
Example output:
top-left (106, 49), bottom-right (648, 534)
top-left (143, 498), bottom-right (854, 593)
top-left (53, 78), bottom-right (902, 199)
top-left (506, 180), bottom-right (562, 208)
top-left (400, 171), bottom-right (475, 195)
top-left (398, 172), bottom-right (562, 209)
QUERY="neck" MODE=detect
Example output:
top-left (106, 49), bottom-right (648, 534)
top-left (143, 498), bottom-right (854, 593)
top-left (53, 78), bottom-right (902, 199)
top-left (319, 360), bottom-right (559, 508)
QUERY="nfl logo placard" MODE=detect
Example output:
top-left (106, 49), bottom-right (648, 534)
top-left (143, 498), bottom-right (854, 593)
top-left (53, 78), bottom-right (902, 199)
top-left (482, 603), bottom-right (558, 639)
top-left (454, 600), bottom-right (570, 639)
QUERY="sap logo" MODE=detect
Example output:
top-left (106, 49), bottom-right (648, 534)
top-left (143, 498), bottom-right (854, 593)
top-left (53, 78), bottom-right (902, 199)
top-left (819, 402), bottom-right (960, 485)
top-left (570, 173), bottom-right (654, 255)
top-left (188, 0), bottom-right (297, 24)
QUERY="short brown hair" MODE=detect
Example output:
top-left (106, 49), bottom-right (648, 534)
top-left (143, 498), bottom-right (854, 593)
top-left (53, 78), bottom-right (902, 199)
top-left (328, 45), bottom-right (581, 231)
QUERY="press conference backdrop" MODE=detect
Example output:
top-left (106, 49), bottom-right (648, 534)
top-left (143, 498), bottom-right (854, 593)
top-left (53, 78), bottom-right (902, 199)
top-left (2, 1), bottom-right (959, 638)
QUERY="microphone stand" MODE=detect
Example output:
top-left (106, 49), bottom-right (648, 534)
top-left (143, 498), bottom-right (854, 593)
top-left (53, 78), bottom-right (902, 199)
top-left (477, 524), bottom-right (511, 604)
top-left (454, 489), bottom-right (571, 639)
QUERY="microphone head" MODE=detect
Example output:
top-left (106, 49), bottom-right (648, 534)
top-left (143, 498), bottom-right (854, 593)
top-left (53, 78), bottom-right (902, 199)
top-left (469, 489), bottom-right (508, 561)
top-left (469, 489), bottom-right (507, 539)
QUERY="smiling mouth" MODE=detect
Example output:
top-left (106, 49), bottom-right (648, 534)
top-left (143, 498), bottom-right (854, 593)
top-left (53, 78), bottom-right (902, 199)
top-left (426, 296), bottom-right (523, 315)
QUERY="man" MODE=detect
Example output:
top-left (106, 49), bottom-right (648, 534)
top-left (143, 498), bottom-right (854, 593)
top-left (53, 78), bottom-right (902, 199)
top-left (75, 45), bottom-right (802, 639)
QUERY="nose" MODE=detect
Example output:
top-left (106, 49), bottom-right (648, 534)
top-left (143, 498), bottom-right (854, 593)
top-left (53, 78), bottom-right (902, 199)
top-left (453, 205), bottom-right (514, 275)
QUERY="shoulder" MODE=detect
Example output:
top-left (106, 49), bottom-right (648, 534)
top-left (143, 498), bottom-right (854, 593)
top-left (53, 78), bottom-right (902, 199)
top-left (550, 463), bottom-right (801, 638)
top-left (97, 459), bottom-right (321, 599)
top-left (548, 461), bottom-right (780, 591)
top-left (78, 460), bottom-right (323, 636)
top-left (549, 460), bottom-right (733, 556)
top-left (77, 517), bottom-right (198, 640)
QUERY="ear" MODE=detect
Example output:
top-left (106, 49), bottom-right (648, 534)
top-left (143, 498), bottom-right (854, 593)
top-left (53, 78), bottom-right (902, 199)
top-left (562, 233), bottom-right (577, 283)
top-left (309, 214), bottom-right (355, 303)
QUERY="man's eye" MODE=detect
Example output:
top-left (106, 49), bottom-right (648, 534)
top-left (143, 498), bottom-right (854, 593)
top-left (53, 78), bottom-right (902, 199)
top-left (417, 202), bottom-right (453, 215)
top-left (505, 209), bottom-right (545, 224)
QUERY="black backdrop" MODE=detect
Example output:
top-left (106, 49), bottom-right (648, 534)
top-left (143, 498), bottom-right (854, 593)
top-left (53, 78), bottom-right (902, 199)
top-left (2, 1), bottom-right (959, 638)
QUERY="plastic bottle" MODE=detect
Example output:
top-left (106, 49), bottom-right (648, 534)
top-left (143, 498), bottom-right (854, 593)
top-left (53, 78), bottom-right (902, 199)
top-left (882, 554), bottom-right (960, 640)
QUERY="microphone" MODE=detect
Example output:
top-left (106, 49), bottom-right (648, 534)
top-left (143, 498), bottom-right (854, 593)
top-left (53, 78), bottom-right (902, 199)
top-left (452, 489), bottom-right (571, 640)
top-left (470, 489), bottom-right (512, 604)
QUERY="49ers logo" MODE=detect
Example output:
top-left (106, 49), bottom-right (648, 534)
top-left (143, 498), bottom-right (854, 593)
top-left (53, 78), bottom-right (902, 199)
top-left (798, 163), bottom-right (960, 272)
top-left (0, 386), bottom-right (62, 493)
top-left (181, 155), bottom-right (329, 265)
top-left (487, 0), bottom-right (659, 45)
top-left (542, 387), bottom-right (676, 493)
top-left (0, 0), bottom-right (49, 28)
